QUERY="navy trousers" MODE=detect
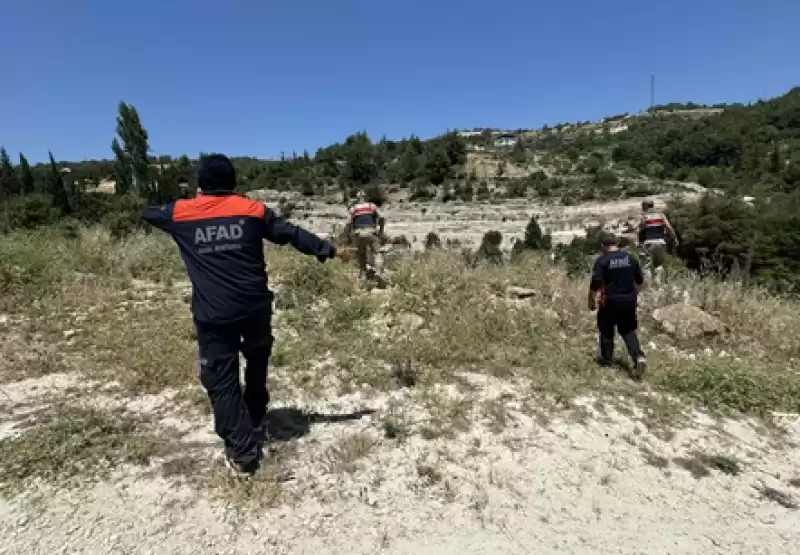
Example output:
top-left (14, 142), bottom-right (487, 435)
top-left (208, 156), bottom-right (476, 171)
top-left (194, 308), bottom-right (272, 466)
top-left (597, 299), bottom-right (645, 364)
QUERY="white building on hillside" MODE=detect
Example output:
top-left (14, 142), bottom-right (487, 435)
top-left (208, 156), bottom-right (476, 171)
top-left (493, 134), bottom-right (518, 148)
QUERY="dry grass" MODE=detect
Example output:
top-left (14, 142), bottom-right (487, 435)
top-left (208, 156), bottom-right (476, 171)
top-left (0, 405), bottom-right (169, 495)
top-left (1, 225), bottom-right (799, 497)
top-left (322, 432), bottom-right (378, 474)
top-left (673, 451), bottom-right (743, 479)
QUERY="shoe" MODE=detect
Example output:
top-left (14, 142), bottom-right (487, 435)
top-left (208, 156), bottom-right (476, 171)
top-left (596, 356), bottom-right (614, 367)
top-left (633, 357), bottom-right (647, 380)
top-left (223, 448), bottom-right (262, 478)
top-left (253, 418), bottom-right (265, 438)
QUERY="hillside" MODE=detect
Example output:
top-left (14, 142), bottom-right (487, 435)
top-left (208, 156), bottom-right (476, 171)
top-left (1, 230), bottom-right (799, 554)
top-left (526, 87), bottom-right (800, 195)
top-left (3, 88), bottom-right (798, 206)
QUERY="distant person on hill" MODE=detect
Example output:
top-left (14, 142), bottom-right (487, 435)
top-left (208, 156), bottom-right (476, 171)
top-left (140, 154), bottom-right (350, 477)
top-left (638, 200), bottom-right (678, 285)
top-left (348, 190), bottom-right (385, 281)
top-left (589, 232), bottom-right (647, 379)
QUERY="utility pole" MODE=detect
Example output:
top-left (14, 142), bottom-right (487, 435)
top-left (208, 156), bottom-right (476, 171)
top-left (650, 74), bottom-right (655, 111)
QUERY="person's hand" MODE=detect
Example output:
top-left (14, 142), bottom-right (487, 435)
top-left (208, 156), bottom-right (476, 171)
top-left (334, 247), bottom-right (354, 263)
top-left (588, 297), bottom-right (597, 312)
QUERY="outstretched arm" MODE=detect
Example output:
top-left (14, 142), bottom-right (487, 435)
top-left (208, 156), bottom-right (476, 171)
top-left (140, 203), bottom-right (174, 233)
top-left (633, 256), bottom-right (646, 292)
top-left (664, 215), bottom-right (679, 246)
top-left (637, 217), bottom-right (646, 245)
top-left (263, 207), bottom-right (340, 261)
top-left (588, 258), bottom-right (603, 311)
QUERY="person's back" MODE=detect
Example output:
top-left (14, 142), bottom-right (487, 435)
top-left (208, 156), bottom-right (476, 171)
top-left (144, 192), bottom-right (335, 323)
top-left (349, 199), bottom-right (379, 230)
top-left (159, 194), bottom-right (271, 323)
top-left (641, 209), bottom-right (669, 244)
top-left (141, 154), bottom-right (345, 477)
top-left (593, 249), bottom-right (640, 306)
top-left (638, 200), bottom-right (677, 286)
top-left (589, 233), bottom-right (646, 378)
top-left (348, 191), bottom-right (384, 280)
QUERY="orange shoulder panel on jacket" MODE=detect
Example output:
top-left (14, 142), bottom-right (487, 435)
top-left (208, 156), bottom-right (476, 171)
top-left (173, 195), bottom-right (265, 222)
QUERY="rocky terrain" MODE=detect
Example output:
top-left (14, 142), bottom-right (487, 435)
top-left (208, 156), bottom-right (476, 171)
top-left (1, 198), bottom-right (798, 555)
top-left (1, 371), bottom-right (798, 555)
top-left (249, 189), bottom-right (704, 251)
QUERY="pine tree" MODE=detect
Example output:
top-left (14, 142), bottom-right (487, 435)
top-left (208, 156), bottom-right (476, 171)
top-left (522, 215), bottom-right (552, 250)
top-left (47, 152), bottom-right (71, 215)
top-left (0, 147), bottom-right (18, 197)
top-left (18, 153), bottom-right (35, 195)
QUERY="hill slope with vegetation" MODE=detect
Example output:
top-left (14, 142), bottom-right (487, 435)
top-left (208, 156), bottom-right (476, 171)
top-left (1, 88), bottom-right (799, 290)
top-left (1, 229), bottom-right (799, 553)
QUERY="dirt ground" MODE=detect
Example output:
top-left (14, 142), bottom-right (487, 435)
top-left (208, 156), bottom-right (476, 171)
top-left (1, 371), bottom-right (798, 555)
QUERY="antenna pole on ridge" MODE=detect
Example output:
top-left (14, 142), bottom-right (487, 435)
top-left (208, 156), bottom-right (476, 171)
top-left (650, 74), bottom-right (655, 111)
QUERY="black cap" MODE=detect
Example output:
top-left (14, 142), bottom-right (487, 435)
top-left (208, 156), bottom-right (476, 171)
top-left (197, 154), bottom-right (236, 192)
top-left (600, 232), bottom-right (618, 246)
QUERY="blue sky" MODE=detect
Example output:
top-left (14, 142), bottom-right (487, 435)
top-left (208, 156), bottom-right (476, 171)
top-left (1, 0), bottom-right (797, 163)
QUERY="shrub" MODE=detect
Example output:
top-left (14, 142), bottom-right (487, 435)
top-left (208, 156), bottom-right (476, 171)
top-left (425, 232), bottom-right (442, 250)
top-left (391, 235), bottom-right (411, 248)
top-left (1, 194), bottom-right (60, 231)
top-left (364, 184), bottom-right (387, 206)
top-left (475, 230), bottom-right (504, 265)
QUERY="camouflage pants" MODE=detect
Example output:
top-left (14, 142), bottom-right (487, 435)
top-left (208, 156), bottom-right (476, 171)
top-left (353, 228), bottom-right (383, 277)
top-left (643, 242), bottom-right (667, 268)
top-left (643, 241), bottom-right (667, 286)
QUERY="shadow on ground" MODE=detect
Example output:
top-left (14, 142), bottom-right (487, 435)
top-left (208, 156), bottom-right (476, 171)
top-left (257, 407), bottom-right (376, 443)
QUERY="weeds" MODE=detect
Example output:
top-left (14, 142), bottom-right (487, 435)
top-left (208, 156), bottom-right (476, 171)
top-left (640, 447), bottom-right (670, 469)
top-left (416, 462), bottom-right (444, 485)
top-left (1, 225), bottom-right (799, 504)
top-left (0, 405), bottom-right (169, 495)
top-left (673, 451), bottom-right (743, 479)
top-left (322, 433), bottom-right (377, 474)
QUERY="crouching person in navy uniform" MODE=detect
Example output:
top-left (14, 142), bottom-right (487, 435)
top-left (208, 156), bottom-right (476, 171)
top-left (141, 154), bottom-right (350, 477)
top-left (588, 232), bottom-right (648, 380)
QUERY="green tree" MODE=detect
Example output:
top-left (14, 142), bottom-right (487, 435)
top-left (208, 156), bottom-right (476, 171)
top-left (511, 140), bottom-right (527, 165)
top-left (593, 170), bottom-right (619, 187)
top-left (344, 132), bottom-right (376, 185)
top-left (475, 230), bottom-right (504, 265)
top-left (423, 143), bottom-right (450, 186)
top-left (113, 101), bottom-right (152, 198)
top-left (18, 154), bottom-right (35, 195)
top-left (0, 147), bottom-right (18, 197)
top-left (441, 132), bottom-right (467, 166)
top-left (47, 152), bottom-right (71, 215)
top-left (522, 215), bottom-right (552, 250)
top-left (769, 144), bottom-right (782, 174)
top-left (399, 148), bottom-right (420, 184)
top-left (425, 231), bottom-right (442, 249)
top-left (111, 138), bottom-right (133, 195)
top-left (154, 161), bottom-right (183, 203)
top-left (582, 155), bottom-right (602, 174)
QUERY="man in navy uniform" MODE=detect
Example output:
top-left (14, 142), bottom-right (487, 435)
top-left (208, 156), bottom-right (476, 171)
top-left (141, 154), bottom-right (349, 476)
top-left (589, 232), bottom-right (647, 379)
